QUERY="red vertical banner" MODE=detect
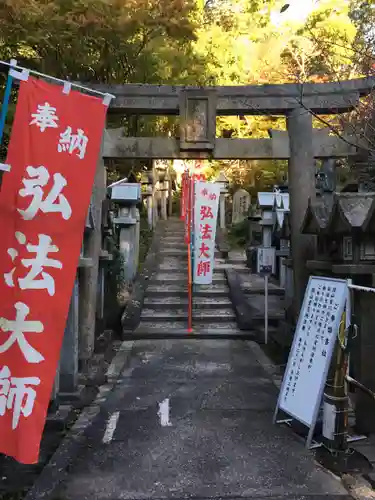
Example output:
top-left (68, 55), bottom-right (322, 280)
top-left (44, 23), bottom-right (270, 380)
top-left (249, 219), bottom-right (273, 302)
top-left (0, 77), bottom-right (107, 464)
top-left (193, 182), bottom-right (220, 285)
top-left (184, 173), bottom-right (190, 245)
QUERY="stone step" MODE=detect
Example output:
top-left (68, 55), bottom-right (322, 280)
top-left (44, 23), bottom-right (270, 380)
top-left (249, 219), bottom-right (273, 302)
top-left (158, 261), bottom-right (188, 270)
top-left (244, 288), bottom-right (285, 296)
top-left (161, 240), bottom-right (185, 246)
top-left (159, 259), bottom-right (231, 270)
top-left (162, 233), bottom-right (185, 238)
top-left (160, 248), bottom-right (188, 256)
top-left (153, 272), bottom-right (226, 282)
top-left (149, 281), bottom-right (228, 290)
top-left (215, 257), bottom-right (246, 264)
top-left (256, 326), bottom-right (280, 345)
top-left (143, 296), bottom-right (232, 309)
top-left (158, 253), bottom-right (224, 262)
top-left (161, 243), bottom-right (186, 249)
top-left (215, 263), bottom-right (248, 271)
top-left (131, 321), bottom-right (255, 339)
top-left (155, 269), bottom-right (226, 276)
top-left (140, 308), bottom-right (235, 322)
top-left (146, 284), bottom-right (229, 296)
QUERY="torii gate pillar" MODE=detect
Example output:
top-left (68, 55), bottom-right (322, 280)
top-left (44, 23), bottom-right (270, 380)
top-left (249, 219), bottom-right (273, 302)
top-left (287, 107), bottom-right (316, 315)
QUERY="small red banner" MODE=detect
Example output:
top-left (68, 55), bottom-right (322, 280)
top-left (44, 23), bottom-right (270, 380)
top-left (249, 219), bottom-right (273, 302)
top-left (0, 77), bottom-right (107, 463)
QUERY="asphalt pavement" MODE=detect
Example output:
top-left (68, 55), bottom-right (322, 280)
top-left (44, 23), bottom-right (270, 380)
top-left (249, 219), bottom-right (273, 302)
top-left (53, 339), bottom-right (351, 500)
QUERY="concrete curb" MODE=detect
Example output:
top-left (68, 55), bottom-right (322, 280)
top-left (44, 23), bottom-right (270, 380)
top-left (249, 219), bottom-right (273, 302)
top-left (122, 221), bottom-right (165, 333)
top-left (246, 340), bottom-right (282, 388)
top-left (341, 473), bottom-right (375, 500)
top-left (24, 340), bottom-right (134, 500)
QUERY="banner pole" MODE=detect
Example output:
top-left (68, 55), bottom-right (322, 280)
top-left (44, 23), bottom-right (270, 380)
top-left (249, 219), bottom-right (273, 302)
top-left (191, 177), bottom-right (195, 288)
top-left (0, 59), bottom-right (17, 146)
top-left (187, 173), bottom-right (193, 333)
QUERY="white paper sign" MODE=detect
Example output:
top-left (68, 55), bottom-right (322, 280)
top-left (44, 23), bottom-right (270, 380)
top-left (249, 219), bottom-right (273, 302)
top-left (322, 400), bottom-right (335, 440)
top-left (193, 182), bottom-right (220, 285)
top-left (257, 247), bottom-right (276, 275)
top-left (278, 276), bottom-right (347, 427)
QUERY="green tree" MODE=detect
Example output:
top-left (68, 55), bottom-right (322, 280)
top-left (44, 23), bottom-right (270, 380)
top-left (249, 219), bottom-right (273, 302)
top-left (0, 0), bottom-right (203, 84)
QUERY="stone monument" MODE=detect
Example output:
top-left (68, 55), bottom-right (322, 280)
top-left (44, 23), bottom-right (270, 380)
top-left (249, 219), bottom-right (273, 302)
top-left (232, 188), bottom-right (251, 225)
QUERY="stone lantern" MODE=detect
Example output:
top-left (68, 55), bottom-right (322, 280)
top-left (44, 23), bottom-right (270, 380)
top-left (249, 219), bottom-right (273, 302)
top-left (257, 192), bottom-right (275, 248)
top-left (141, 171), bottom-right (154, 229)
top-left (271, 190), bottom-right (290, 286)
top-left (215, 171), bottom-right (229, 229)
top-left (274, 211), bottom-right (291, 289)
top-left (110, 181), bottom-right (142, 283)
top-left (158, 170), bottom-right (170, 221)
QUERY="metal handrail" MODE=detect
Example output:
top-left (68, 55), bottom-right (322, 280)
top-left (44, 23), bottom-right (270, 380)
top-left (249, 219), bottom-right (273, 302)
top-left (346, 375), bottom-right (375, 400)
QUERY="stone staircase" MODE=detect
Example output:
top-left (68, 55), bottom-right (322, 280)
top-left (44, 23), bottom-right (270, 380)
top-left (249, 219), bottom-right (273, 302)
top-left (135, 218), bottom-right (250, 338)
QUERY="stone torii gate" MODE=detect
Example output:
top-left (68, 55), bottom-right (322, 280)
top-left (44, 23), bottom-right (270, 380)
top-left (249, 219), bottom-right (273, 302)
top-left (96, 78), bottom-right (373, 312)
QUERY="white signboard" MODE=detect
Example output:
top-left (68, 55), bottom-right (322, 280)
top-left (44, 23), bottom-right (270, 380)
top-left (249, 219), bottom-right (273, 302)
top-left (193, 182), bottom-right (220, 285)
top-left (257, 247), bottom-right (276, 275)
top-left (275, 276), bottom-right (347, 431)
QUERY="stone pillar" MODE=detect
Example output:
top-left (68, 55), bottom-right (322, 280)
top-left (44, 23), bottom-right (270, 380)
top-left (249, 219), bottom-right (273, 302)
top-left (167, 170), bottom-right (173, 217)
top-left (216, 172), bottom-right (229, 230)
top-left (279, 257), bottom-right (286, 288)
top-left (97, 266), bottom-right (105, 322)
top-left (60, 277), bottom-right (79, 393)
top-left (287, 107), bottom-right (316, 315)
top-left (262, 219), bottom-right (272, 247)
top-left (152, 174), bottom-right (159, 228)
top-left (134, 208), bottom-right (141, 272)
top-left (219, 194), bottom-right (226, 229)
top-left (79, 140), bottom-right (106, 368)
top-left (146, 189), bottom-right (153, 229)
top-left (119, 206), bottom-right (138, 283)
top-left (160, 180), bottom-right (168, 220)
top-left (49, 360), bottom-right (61, 412)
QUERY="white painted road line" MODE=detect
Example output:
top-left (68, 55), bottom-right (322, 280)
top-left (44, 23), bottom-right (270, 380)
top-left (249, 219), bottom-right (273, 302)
top-left (158, 398), bottom-right (172, 427)
top-left (102, 411), bottom-right (120, 444)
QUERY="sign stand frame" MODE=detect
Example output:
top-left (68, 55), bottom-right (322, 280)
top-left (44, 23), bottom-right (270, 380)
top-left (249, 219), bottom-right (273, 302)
top-left (273, 276), bottom-right (348, 450)
top-left (273, 408), bottom-right (323, 450)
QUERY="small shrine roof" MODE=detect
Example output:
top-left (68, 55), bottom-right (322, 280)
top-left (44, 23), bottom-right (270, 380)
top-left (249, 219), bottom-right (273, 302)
top-left (275, 208), bottom-right (289, 231)
top-left (327, 192), bottom-right (375, 233)
top-left (301, 196), bottom-right (334, 234)
top-left (274, 192), bottom-right (289, 210)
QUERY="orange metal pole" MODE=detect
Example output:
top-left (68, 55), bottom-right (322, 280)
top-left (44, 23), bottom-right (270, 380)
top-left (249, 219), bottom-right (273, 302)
top-left (187, 175), bottom-right (193, 333)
